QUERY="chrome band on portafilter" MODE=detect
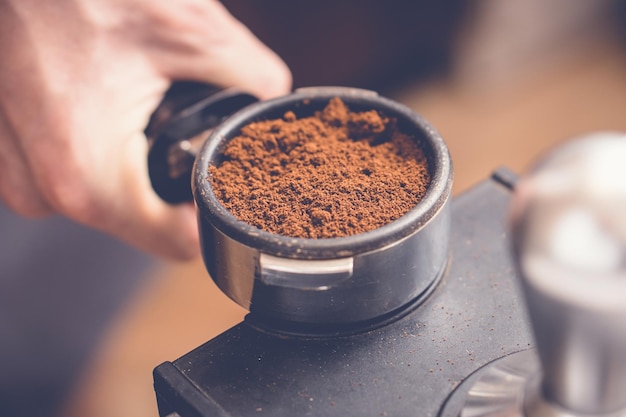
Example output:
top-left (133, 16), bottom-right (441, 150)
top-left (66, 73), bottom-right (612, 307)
top-left (192, 87), bottom-right (453, 334)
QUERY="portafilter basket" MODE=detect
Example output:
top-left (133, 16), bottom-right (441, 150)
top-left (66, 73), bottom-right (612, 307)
top-left (150, 85), bottom-right (453, 334)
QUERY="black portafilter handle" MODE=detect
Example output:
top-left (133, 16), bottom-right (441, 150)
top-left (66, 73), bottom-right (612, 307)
top-left (510, 133), bottom-right (626, 416)
top-left (146, 81), bottom-right (258, 204)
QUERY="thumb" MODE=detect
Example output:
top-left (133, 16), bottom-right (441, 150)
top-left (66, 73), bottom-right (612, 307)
top-left (144, 0), bottom-right (292, 100)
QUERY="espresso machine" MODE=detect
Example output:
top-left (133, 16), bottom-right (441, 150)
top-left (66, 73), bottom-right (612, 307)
top-left (148, 83), bottom-right (626, 417)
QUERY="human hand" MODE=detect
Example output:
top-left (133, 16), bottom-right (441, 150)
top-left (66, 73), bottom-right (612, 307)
top-left (0, 0), bottom-right (291, 259)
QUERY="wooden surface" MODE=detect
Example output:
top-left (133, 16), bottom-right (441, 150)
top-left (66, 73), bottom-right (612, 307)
top-left (61, 38), bottom-right (626, 417)
top-left (62, 260), bottom-right (247, 417)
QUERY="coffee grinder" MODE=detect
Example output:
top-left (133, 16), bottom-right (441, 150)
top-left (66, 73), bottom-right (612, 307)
top-left (148, 83), bottom-right (626, 417)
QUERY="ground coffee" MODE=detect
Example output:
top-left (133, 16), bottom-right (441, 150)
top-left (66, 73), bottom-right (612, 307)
top-left (209, 97), bottom-right (431, 239)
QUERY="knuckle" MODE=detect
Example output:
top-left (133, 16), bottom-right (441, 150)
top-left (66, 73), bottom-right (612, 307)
top-left (0, 188), bottom-right (52, 219)
top-left (0, 172), bottom-right (52, 218)
top-left (28, 149), bottom-right (107, 226)
top-left (41, 177), bottom-right (104, 225)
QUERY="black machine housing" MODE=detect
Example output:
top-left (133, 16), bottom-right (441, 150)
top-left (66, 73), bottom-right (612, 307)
top-left (153, 168), bottom-right (534, 417)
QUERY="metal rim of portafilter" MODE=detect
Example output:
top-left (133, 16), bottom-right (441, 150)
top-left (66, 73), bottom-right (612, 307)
top-left (149, 85), bottom-right (453, 336)
top-left (193, 87), bottom-right (453, 335)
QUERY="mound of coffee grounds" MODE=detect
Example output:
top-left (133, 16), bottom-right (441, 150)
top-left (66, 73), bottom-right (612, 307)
top-left (209, 97), bottom-right (431, 239)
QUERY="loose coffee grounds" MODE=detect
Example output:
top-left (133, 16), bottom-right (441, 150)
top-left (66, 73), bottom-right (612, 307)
top-left (209, 97), bottom-right (431, 239)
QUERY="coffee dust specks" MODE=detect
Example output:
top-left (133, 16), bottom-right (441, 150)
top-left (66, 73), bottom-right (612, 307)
top-left (209, 97), bottom-right (431, 238)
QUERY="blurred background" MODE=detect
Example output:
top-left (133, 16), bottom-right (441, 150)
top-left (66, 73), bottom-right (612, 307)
top-left (3, 1), bottom-right (626, 416)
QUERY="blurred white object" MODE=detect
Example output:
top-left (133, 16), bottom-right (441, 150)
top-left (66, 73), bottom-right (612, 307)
top-left (510, 132), bottom-right (626, 415)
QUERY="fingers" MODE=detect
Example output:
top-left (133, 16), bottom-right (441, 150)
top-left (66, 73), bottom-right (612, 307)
top-left (0, 0), bottom-right (290, 260)
top-left (25, 129), bottom-right (200, 260)
top-left (139, 0), bottom-right (292, 100)
top-left (0, 66), bottom-right (199, 259)
top-left (102, 131), bottom-right (200, 260)
top-left (0, 111), bottom-right (52, 218)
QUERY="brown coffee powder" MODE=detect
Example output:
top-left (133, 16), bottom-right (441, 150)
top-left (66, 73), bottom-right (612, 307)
top-left (209, 97), bottom-right (431, 239)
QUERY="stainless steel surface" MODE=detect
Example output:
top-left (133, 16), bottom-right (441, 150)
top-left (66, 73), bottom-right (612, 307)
top-left (203, 224), bottom-right (257, 309)
top-left (194, 87), bottom-right (453, 328)
top-left (201, 195), bottom-right (451, 326)
top-left (508, 132), bottom-right (626, 415)
top-left (460, 350), bottom-right (539, 417)
top-left (524, 376), bottom-right (626, 417)
top-left (259, 254), bottom-right (354, 290)
top-left (460, 350), bottom-right (626, 417)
